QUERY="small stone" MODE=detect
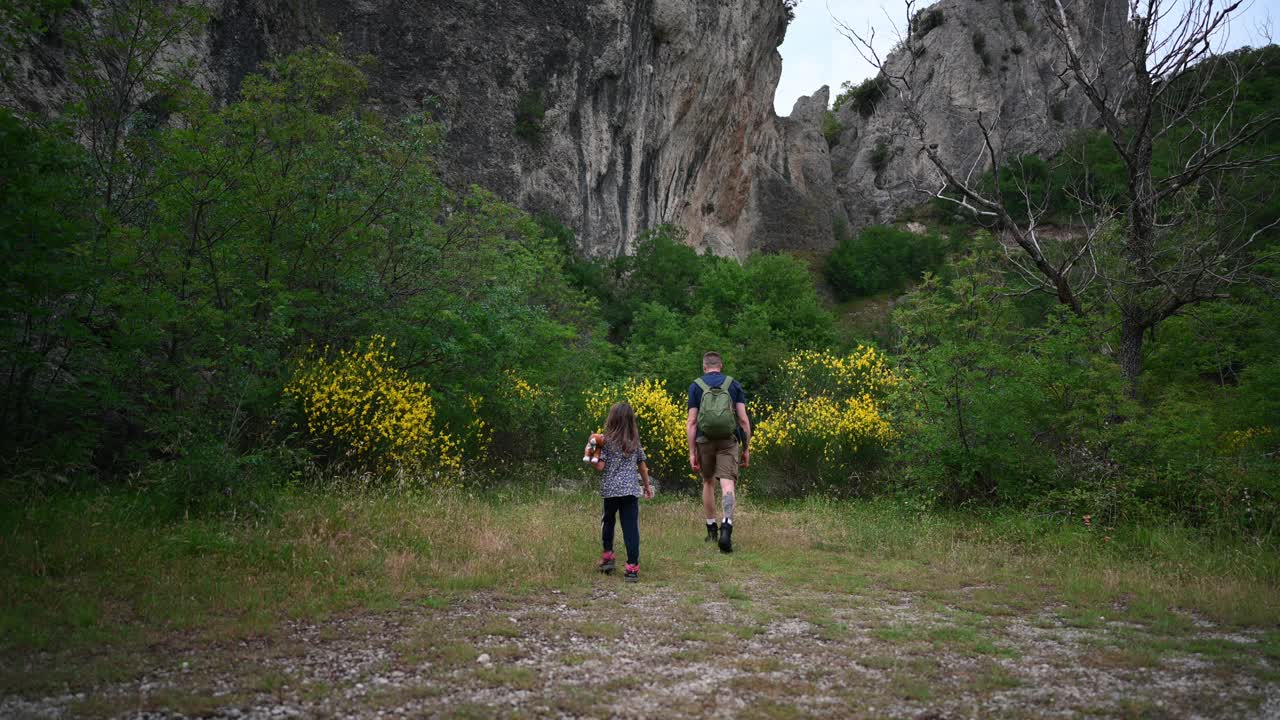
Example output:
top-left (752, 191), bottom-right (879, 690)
top-left (477, 653), bottom-right (491, 664)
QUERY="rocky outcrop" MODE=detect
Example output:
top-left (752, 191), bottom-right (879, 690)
top-left (5, 0), bottom-right (830, 258)
top-left (6, 0), bottom-right (1125, 259)
top-left (199, 0), bottom-right (1129, 253)
top-left (829, 0), bottom-right (1126, 231)
top-left (202, 0), bottom-right (830, 258)
top-left (740, 86), bottom-right (849, 254)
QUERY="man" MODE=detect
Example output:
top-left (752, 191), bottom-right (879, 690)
top-left (687, 351), bottom-right (750, 553)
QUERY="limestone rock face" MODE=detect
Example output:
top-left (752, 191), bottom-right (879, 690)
top-left (205, 0), bottom-right (826, 258)
top-left (743, 86), bottom-right (848, 254)
top-left (6, 0), bottom-right (1125, 259)
top-left (829, 0), bottom-right (1126, 232)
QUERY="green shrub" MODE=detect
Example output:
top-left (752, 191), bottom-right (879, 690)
top-left (600, 241), bottom-right (836, 397)
top-left (835, 75), bottom-right (888, 117)
top-left (890, 251), bottom-right (1132, 508)
top-left (869, 138), bottom-right (891, 173)
top-left (912, 7), bottom-right (944, 37)
top-left (514, 90), bottom-right (545, 143)
top-left (824, 225), bottom-right (948, 301)
top-left (0, 42), bottom-right (612, 490)
top-left (971, 31), bottom-right (992, 67)
top-left (0, 110), bottom-right (101, 476)
top-left (822, 110), bottom-right (844, 147)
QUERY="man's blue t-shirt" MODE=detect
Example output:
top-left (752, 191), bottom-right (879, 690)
top-left (688, 372), bottom-right (747, 441)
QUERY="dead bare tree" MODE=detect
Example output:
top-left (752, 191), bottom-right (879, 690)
top-left (837, 0), bottom-right (1279, 394)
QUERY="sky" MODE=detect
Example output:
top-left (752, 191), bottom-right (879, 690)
top-left (774, 0), bottom-right (1277, 116)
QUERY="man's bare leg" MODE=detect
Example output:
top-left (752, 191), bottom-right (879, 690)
top-left (718, 477), bottom-right (736, 552)
top-left (719, 477), bottom-right (736, 523)
top-left (702, 478), bottom-right (718, 540)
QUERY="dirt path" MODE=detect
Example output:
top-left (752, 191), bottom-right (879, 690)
top-left (3, 558), bottom-right (1278, 719)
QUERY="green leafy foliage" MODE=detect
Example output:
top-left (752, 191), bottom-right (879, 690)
top-left (0, 111), bottom-right (101, 474)
top-left (833, 75), bottom-right (887, 116)
top-left (892, 247), bottom-right (1130, 510)
top-left (569, 227), bottom-right (836, 397)
top-left (0, 37), bottom-right (605, 506)
top-left (869, 138), bottom-right (891, 173)
top-left (822, 110), bottom-right (843, 147)
top-left (2, 1), bottom-right (1276, 546)
top-left (514, 90), bottom-right (545, 143)
top-left (912, 7), bottom-right (944, 37)
top-left (886, 45), bottom-right (1280, 533)
top-left (824, 225), bottom-right (948, 300)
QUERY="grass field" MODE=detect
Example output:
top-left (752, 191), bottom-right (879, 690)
top-left (2, 485), bottom-right (1278, 717)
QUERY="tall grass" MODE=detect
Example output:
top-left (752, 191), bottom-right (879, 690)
top-left (2, 485), bottom-right (1277, 663)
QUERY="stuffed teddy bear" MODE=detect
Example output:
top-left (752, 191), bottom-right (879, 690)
top-left (581, 432), bottom-right (606, 465)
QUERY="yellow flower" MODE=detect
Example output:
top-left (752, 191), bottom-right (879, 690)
top-left (284, 335), bottom-right (463, 481)
top-left (1220, 426), bottom-right (1273, 455)
top-left (754, 347), bottom-right (899, 472)
top-left (584, 378), bottom-right (691, 481)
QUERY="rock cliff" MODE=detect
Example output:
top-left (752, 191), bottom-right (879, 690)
top-left (205, 0), bottom-right (831, 258)
top-left (829, 0), bottom-right (1126, 230)
top-left (6, 0), bottom-right (1124, 258)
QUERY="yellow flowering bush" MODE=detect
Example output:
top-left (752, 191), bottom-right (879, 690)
top-left (463, 393), bottom-right (493, 460)
top-left (771, 347), bottom-right (898, 400)
top-left (584, 378), bottom-right (691, 483)
top-left (284, 336), bottom-right (462, 478)
top-left (752, 347), bottom-right (898, 492)
top-left (1220, 426), bottom-right (1273, 457)
top-left (505, 371), bottom-right (545, 403)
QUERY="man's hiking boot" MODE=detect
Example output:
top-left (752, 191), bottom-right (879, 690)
top-left (705, 522), bottom-right (718, 543)
top-left (718, 522), bottom-right (733, 553)
top-left (624, 563), bottom-right (639, 582)
top-left (597, 551), bottom-right (616, 574)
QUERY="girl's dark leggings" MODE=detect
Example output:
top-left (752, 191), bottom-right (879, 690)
top-left (601, 495), bottom-right (639, 565)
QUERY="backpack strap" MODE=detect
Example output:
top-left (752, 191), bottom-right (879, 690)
top-left (694, 377), bottom-right (711, 393)
top-left (721, 376), bottom-right (735, 392)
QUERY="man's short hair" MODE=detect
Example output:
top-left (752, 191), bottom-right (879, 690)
top-left (702, 351), bottom-right (723, 369)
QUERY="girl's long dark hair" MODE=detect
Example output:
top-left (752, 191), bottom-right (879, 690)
top-left (604, 402), bottom-right (641, 455)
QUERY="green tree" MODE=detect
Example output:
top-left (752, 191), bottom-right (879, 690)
top-left (852, 3), bottom-right (1280, 393)
top-left (891, 246), bottom-right (1130, 507)
top-left (0, 111), bottom-right (101, 474)
top-left (825, 225), bottom-right (946, 300)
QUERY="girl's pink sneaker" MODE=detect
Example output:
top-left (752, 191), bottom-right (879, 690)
top-left (597, 552), bottom-right (616, 574)
top-left (624, 563), bottom-right (639, 582)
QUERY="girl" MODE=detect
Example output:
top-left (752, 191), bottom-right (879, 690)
top-left (593, 402), bottom-right (654, 582)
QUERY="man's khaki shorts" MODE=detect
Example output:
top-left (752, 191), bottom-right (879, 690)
top-left (696, 436), bottom-right (740, 482)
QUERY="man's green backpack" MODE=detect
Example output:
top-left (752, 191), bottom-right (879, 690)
top-left (695, 376), bottom-right (737, 439)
